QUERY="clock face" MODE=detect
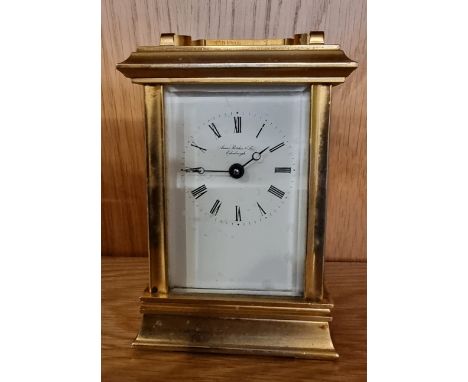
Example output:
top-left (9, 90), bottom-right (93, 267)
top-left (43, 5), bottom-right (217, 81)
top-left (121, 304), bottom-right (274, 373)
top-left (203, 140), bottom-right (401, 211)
top-left (165, 85), bottom-right (310, 296)
top-left (183, 111), bottom-right (294, 226)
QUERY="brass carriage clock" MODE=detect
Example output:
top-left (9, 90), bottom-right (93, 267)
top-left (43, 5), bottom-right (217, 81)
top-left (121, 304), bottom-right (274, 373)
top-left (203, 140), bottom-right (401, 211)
top-left (117, 32), bottom-right (357, 359)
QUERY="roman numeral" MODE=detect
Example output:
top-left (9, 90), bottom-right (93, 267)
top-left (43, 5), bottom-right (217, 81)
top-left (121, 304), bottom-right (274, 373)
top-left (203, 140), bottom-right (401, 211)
top-left (209, 123), bottom-right (221, 138)
top-left (275, 167), bottom-right (291, 173)
top-left (234, 116), bottom-right (241, 133)
top-left (210, 199), bottom-right (222, 215)
top-left (235, 205), bottom-right (242, 221)
top-left (256, 124), bottom-right (265, 138)
top-left (269, 142), bottom-right (285, 152)
top-left (257, 202), bottom-right (267, 216)
top-left (268, 185), bottom-right (285, 199)
top-left (190, 143), bottom-right (207, 152)
top-left (191, 184), bottom-right (207, 199)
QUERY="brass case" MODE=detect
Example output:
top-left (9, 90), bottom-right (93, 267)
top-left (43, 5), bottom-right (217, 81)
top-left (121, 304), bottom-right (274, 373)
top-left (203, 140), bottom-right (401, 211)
top-left (116, 32), bottom-right (357, 359)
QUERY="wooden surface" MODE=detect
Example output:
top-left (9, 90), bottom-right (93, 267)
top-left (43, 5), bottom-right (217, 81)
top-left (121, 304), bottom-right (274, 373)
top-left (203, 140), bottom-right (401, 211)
top-left (101, 0), bottom-right (367, 260)
top-left (102, 257), bottom-right (366, 381)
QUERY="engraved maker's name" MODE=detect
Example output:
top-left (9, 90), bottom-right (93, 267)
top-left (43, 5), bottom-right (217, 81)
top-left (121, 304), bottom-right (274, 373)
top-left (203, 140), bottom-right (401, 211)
top-left (220, 144), bottom-right (255, 157)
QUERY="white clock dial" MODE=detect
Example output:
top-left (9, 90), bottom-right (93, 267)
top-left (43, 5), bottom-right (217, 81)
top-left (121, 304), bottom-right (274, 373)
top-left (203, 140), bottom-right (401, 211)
top-left (165, 85), bottom-right (310, 296)
top-left (182, 111), bottom-right (296, 226)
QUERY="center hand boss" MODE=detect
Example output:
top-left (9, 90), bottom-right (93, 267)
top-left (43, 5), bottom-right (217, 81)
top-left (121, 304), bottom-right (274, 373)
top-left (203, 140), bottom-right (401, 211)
top-left (241, 146), bottom-right (270, 167)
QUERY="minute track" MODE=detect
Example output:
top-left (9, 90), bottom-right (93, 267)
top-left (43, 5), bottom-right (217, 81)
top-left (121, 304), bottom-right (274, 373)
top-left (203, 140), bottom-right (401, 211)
top-left (181, 111), bottom-right (294, 225)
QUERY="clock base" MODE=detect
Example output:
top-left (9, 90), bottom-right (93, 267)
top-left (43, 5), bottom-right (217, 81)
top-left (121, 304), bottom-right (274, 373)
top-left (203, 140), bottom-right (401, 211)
top-left (132, 294), bottom-right (338, 359)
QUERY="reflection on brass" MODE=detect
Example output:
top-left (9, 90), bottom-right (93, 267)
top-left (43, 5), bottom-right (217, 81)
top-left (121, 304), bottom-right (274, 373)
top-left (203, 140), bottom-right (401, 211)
top-left (116, 33), bottom-right (357, 359)
top-left (117, 31), bottom-right (357, 83)
top-left (305, 85), bottom-right (332, 301)
top-left (131, 77), bottom-right (347, 84)
top-left (134, 314), bottom-right (337, 359)
top-left (156, 32), bottom-right (324, 47)
top-left (134, 292), bottom-right (337, 359)
top-left (145, 85), bottom-right (168, 294)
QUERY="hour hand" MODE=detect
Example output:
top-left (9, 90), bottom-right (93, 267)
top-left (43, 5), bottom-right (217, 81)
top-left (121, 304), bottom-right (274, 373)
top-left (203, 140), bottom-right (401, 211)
top-left (181, 167), bottom-right (205, 174)
top-left (181, 167), bottom-right (229, 175)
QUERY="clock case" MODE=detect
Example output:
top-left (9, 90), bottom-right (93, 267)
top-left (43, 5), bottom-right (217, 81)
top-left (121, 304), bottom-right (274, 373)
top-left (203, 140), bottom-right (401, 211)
top-left (117, 32), bottom-right (357, 359)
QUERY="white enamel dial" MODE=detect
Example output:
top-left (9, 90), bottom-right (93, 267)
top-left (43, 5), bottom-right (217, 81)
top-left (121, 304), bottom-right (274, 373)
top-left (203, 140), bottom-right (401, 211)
top-left (164, 85), bottom-right (310, 296)
top-left (182, 111), bottom-right (295, 226)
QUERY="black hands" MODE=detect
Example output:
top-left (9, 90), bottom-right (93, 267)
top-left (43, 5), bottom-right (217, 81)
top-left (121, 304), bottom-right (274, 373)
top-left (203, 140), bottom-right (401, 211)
top-left (183, 145), bottom-right (269, 179)
top-left (181, 167), bottom-right (229, 175)
top-left (242, 146), bottom-right (270, 167)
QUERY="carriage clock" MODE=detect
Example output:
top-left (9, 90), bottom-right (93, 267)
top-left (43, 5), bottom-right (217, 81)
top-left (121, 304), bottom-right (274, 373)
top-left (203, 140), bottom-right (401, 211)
top-left (116, 32), bottom-right (357, 359)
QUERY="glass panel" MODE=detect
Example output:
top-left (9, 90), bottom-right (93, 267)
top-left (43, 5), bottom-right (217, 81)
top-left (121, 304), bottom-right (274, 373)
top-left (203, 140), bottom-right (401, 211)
top-left (164, 85), bottom-right (310, 296)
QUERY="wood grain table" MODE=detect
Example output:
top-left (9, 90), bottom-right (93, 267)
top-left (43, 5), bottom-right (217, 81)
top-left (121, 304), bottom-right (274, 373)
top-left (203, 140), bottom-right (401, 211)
top-left (102, 258), bottom-right (366, 381)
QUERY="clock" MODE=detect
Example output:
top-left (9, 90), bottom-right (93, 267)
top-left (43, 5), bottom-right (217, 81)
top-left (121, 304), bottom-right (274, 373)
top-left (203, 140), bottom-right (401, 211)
top-left (117, 32), bottom-right (357, 359)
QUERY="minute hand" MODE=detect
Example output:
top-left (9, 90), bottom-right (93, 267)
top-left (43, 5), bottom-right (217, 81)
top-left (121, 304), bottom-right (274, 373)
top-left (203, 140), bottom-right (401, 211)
top-left (242, 146), bottom-right (270, 167)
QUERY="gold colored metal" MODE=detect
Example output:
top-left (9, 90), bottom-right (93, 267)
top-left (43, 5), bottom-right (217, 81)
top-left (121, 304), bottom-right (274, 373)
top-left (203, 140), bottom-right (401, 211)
top-left (306, 31), bottom-right (325, 44)
top-left (131, 77), bottom-right (347, 84)
top-left (305, 85), bottom-right (332, 300)
top-left (194, 38), bottom-right (291, 46)
top-left (138, 293), bottom-right (333, 321)
top-left (134, 315), bottom-right (337, 359)
top-left (117, 31), bottom-right (357, 82)
top-left (159, 33), bottom-right (193, 46)
top-left (157, 31), bottom-right (324, 47)
top-left (145, 85), bottom-right (168, 294)
top-left (116, 32), bottom-right (358, 359)
top-left (133, 292), bottom-right (337, 359)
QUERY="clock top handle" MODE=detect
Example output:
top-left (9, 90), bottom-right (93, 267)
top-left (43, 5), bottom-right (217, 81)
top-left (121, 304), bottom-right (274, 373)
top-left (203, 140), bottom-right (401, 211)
top-left (159, 32), bottom-right (325, 46)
